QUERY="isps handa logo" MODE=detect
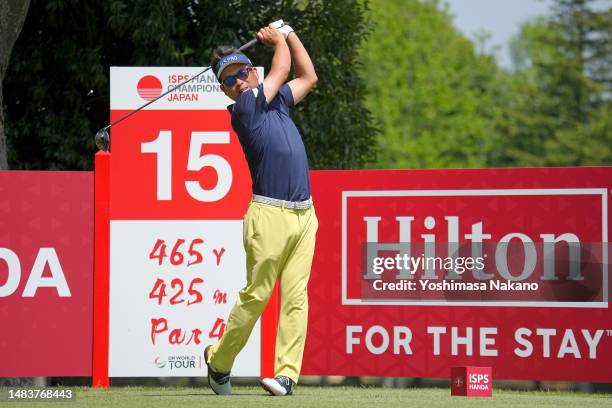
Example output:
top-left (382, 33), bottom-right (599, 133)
top-left (451, 366), bottom-right (492, 397)
top-left (153, 355), bottom-right (202, 370)
top-left (137, 75), bottom-right (163, 101)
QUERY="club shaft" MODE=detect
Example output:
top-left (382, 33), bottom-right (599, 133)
top-left (238, 38), bottom-right (258, 52)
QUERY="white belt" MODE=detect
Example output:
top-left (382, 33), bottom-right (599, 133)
top-left (252, 194), bottom-right (312, 210)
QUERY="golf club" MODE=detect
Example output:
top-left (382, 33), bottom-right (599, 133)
top-left (95, 21), bottom-right (286, 151)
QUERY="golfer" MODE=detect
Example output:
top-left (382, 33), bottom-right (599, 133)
top-left (205, 22), bottom-right (318, 397)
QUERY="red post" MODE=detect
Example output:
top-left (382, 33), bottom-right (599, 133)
top-left (92, 151), bottom-right (111, 388)
top-left (260, 280), bottom-right (280, 379)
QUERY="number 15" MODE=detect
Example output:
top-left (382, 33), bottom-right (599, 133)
top-left (141, 131), bottom-right (232, 202)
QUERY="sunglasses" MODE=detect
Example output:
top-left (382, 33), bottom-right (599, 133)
top-left (222, 66), bottom-right (253, 87)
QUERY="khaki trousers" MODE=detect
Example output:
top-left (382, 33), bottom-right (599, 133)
top-left (207, 201), bottom-right (318, 383)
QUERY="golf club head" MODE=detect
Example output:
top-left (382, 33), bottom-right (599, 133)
top-left (95, 128), bottom-right (110, 152)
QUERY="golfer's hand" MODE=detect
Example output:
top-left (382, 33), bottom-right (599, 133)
top-left (257, 25), bottom-right (284, 47)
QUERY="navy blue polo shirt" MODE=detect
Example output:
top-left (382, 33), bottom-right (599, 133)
top-left (228, 83), bottom-right (311, 202)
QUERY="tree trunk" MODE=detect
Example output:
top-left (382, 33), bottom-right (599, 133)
top-left (0, 0), bottom-right (31, 170)
top-left (0, 85), bottom-right (7, 170)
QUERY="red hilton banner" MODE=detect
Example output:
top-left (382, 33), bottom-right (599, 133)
top-left (303, 167), bottom-right (612, 382)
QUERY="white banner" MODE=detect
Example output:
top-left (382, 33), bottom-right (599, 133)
top-left (110, 67), bottom-right (263, 110)
top-left (109, 220), bottom-right (259, 377)
top-left (108, 66), bottom-right (261, 377)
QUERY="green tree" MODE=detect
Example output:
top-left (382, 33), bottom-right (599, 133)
top-left (359, 0), bottom-right (502, 169)
top-left (4, 0), bottom-right (375, 170)
top-left (497, 0), bottom-right (612, 166)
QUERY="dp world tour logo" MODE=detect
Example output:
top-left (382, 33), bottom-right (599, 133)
top-left (153, 356), bottom-right (166, 368)
top-left (137, 75), bottom-right (163, 101)
top-left (153, 355), bottom-right (200, 370)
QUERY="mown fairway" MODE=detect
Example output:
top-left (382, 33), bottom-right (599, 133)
top-left (3, 386), bottom-right (611, 408)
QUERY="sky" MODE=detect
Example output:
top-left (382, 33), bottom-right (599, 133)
top-left (444, 0), bottom-right (554, 67)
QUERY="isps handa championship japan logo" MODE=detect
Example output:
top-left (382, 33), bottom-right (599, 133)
top-left (136, 75), bottom-right (163, 101)
top-left (135, 72), bottom-right (223, 102)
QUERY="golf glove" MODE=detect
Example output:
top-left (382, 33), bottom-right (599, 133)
top-left (270, 19), bottom-right (294, 40)
top-left (278, 24), bottom-right (294, 40)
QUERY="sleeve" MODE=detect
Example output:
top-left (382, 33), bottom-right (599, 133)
top-left (277, 83), bottom-right (295, 113)
top-left (233, 83), bottom-right (268, 130)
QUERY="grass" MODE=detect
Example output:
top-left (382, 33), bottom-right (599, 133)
top-left (3, 386), bottom-right (612, 408)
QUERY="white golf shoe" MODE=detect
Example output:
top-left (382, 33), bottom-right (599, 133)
top-left (261, 376), bottom-right (294, 396)
top-left (204, 346), bottom-right (231, 395)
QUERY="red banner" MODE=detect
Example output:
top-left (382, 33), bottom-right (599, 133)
top-left (303, 167), bottom-right (612, 382)
top-left (3, 166), bottom-right (611, 381)
top-left (0, 171), bottom-right (94, 376)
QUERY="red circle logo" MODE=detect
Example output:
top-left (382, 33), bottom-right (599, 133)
top-left (137, 75), bottom-right (163, 101)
